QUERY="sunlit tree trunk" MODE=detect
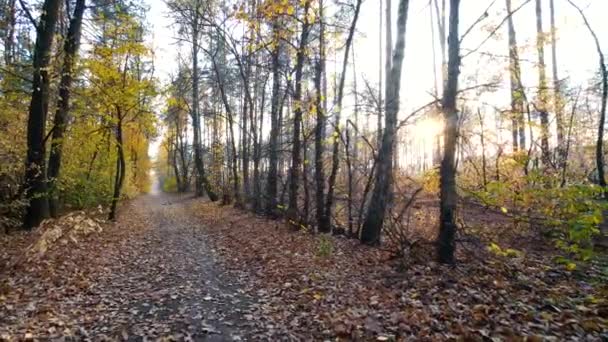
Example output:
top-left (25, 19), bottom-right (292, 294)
top-left (535, 0), bottom-right (550, 165)
top-left (550, 0), bottom-right (565, 166)
top-left (437, 0), bottom-right (461, 264)
top-left (506, 0), bottom-right (525, 152)
top-left (360, 0), bottom-right (410, 245)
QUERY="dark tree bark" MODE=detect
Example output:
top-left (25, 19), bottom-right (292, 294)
top-left (191, 17), bottom-right (218, 201)
top-left (535, 0), bottom-right (550, 165)
top-left (265, 19), bottom-right (282, 217)
top-left (288, 0), bottom-right (312, 220)
top-left (377, 0), bottom-right (383, 147)
top-left (437, 0), bottom-right (461, 264)
top-left (315, 0), bottom-right (328, 232)
top-left (360, 0), bottom-right (410, 245)
top-left (109, 117), bottom-right (126, 221)
top-left (47, 0), bottom-right (86, 217)
top-left (23, 0), bottom-right (62, 229)
top-left (324, 0), bottom-right (363, 233)
top-left (211, 55), bottom-right (240, 205)
top-left (253, 75), bottom-right (267, 213)
top-left (506, 0), bottom-right (525, 152)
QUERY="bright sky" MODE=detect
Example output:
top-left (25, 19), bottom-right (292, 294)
top-left (144, 0), bottom-right (608, 161)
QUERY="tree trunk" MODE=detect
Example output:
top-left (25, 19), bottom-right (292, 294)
top-left (437, 0), bottom-right (461, 264)
top-left (378, 0), bottom-right (383, 147)
top-left (191, 20), bottom-right (217, 201)
top-left (23, 0), bottom-right (62, 229)
top-left (324, 0), bottom-right (363, 232)
top-left (47, 0), bottom-right (86, 217)
top-left (266, 19), bottom-right (282, 217)
top-left (506, 0), bottom-right (525, 152)
top-left (550, 0), bottom-right (565, 166)
top-left (360, 0), bottom-right (410, 245)
top-left (535, 0), bottom-right (550, 166)
top-left (288, 1), bottom-right (312, 220)
top-left (315, 0), bottom-right (328, 232)
top-left (109, 119), bottom-right (126, 221)
top-left (253, 76), bottom-right (266, 213)
top-left (3, 0), bottom-right (16, 65)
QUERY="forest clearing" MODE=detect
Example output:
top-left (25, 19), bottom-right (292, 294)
top-left (1, 0), bottom-right (608, 340)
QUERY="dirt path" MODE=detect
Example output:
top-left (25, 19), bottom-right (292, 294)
top-left (0, 193), bottom-right (261, 341)
top-left (90, 193), bottom-right (258, 340)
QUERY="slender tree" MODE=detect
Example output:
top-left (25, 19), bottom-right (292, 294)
top-left (535, 0), bottom-right (550, 165)
top-left (288, 0), bottom-right (312, 220)
top-left (549, 0), bottom-right (565, 165)
top-left (360, 0), bottom-right (410, 245)
top-left (506, 0), bottom-right (525, 152)
top-left (437, 0), bottom-right (461, 264)
top-left (266, 17), bottom-right (282, 216)
top-left (324, 0), bottom-right (363, 233)
top-left (314, 0), bottom-right (328, 231)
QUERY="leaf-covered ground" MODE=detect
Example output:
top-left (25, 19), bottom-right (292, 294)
top-left (1, 193), bottom-right (607, 341)
top-left (1, 194), bottom-right (262, 340)
top-left (190, 200), bottom-right (608, 341)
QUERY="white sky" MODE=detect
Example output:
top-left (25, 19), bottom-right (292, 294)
top-left (144, 0), bottom-right (608, 160)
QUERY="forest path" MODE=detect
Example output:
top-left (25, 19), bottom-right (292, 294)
top-left (92, 192), bottom-right (258, 341)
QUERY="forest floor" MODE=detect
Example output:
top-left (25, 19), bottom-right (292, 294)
top-left (1, 192), bottom-right (608, 340)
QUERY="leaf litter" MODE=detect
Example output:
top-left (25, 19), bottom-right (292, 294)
top-left (1, 194), bottom-right (607, 340)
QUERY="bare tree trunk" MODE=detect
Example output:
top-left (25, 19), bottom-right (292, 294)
top-left (377, 0), bottom-right (383, 146)
top-left (535, 0), bottom-right (550, 166)
top-left (506, 0), bottom-right (525, 153)
top-left (211, 55), bottom-right (240, 205)
top-left (315, 0), bottom-right (328, 232)
top-left (266, 19), bottom-right (282, 217)
top-left (191, 16), bottom-right (218, 201)
top-left (2, 0), bottom-right (15, 65)
top-left (360, 0), bottom-right (410, 245)
top-left (23, 0), bottom-right (62, 229)
top-left (477, 108), bottom-right (487, 189)
top-left (172, 136), bottom-right (182, 192)
top-left (324, 0), bottom-right (363, 232)
top-left (550, 0), bottom-right (565, 166)
top-left (574, 3), bottom-right (607, 191)
top-left (288, 1), bottom-right (311, 220)
top-left (109, 118), bottom-right (126, 221)
top-left (437, 0), bottom-right (461, 264)
top-left (47, 0), bottom-right (86, 217)
top-left (253, 76), bottom-right (267, 213)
